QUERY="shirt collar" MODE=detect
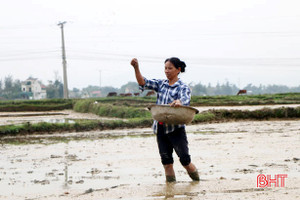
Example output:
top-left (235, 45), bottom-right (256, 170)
top-left (164, 79), bottom-right (181, 87)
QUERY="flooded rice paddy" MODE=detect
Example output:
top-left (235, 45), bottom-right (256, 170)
top-left (0, 105), bottom-right (299, 199)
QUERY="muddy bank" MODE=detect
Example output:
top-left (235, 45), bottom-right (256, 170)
top-left (0, 120), bottom-right (299, 199)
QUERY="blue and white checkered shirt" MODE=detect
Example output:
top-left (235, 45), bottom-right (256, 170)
top-left (140, 77), bottom-right (191, 134)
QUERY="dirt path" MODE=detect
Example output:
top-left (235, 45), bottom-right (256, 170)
top-left (0, 120), bottom-right (299, 199)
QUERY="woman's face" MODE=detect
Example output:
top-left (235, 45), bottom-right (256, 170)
top-left (165, 61), bottom-right (181, 81)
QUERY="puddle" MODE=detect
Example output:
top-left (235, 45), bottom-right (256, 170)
top-left (195, 104), bottom-right (300, 112)
top-left (42, 118), bottom-right (76, 124)
top-left (0, 110), bottom-right (123, 126)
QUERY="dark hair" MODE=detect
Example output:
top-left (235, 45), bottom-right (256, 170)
top-left (164, 57), bottom-right (186, 73)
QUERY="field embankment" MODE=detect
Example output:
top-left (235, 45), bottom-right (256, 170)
top-left (1, 93), bottom-right (300, 112)
top-left (0, 93), bottom-right (300, 136)
top-left (0, 99), bottom-right (73, 112)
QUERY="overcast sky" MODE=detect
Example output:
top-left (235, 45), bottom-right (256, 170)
top-left (0, 0), bottom-right (299, 89)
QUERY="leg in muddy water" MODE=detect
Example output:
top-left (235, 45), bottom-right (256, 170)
top-left (168, 128), bottom-right (199, 181)
top-left (157, 124), bottom-right (176, 182)
top-left (164, 164), bottom-right (176, 182)
top-left (183, 163), bottom-right (200, 181)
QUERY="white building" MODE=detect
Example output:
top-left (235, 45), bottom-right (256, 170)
top-left (21, 78), bottom-right (47, 99)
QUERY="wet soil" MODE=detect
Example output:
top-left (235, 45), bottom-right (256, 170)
top-left (195, 104), bottom-right (300, 112)
top-left (0, 119), bottom-right (299, 199)
top-left (0, 110), bottom-right (122, 126)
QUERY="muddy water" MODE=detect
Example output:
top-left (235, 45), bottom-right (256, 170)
top-left (0, 110), bottom-right (123, 126)
top-left (1, 120), bottom-right (299, 199)
top-left (195, 104), bottom-right (300, 112)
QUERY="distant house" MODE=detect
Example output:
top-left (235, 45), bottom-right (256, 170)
top-left (21, 77), bottom-right (47, 99)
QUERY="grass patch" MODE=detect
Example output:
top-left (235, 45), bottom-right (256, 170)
top-left (190, 93), bottom-right (300, 106)
top-left (193, 106), bottom-right (300, 122)
top-left (0, 118), bottom-right (153, 136)
top-left (0, 99), bottom-right (74, 112)
top-left (73, 100), bottom-right (151, 118)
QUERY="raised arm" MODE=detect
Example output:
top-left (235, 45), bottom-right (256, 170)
top-left (131, 58), bottom-right (145, 86)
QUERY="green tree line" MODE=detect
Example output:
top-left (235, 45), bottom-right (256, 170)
top-left (79, 81), bottom-right (300, 97)
top-left (1, 76), bottom-right (300, 100)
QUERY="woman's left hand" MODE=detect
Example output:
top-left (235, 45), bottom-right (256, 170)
top-left (170, 99), bottom-right (182, 107)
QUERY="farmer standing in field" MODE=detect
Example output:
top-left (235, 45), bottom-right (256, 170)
top-left (130, 57), bottom-right (199, 182)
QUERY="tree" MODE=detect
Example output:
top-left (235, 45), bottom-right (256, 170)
top-left (70, 87), bottom-right (81, 98)
top-left (0, 79), bottom-right (3, 94)
top-left (46, 79), bottom-right (63, 99)
top-left (4, 76), bottom-right (13, 91)
top-left (99, 86), bottom-right (118, 97)
top-left (119, 82), bottom-right (139, 93)
top-left (1, 76), bottom-right (22, 99)
top-left (191, 83), bottom-right (207, 96)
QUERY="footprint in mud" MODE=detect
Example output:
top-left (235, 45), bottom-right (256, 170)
top-left (284, 157), bottom-right (299, 163)
top-left (152, 173), bottom-right (163, 178)
top-left (248, 164), bottom-right (258, 167)
top-left (32, 179), bottom-right (50, 185)
top-left (50, 155), bottom-right (62, 159)
top-left (87, 168), bottom-right (102, 175)
top-left (103, 176), bottom-right (120, 180)
top-left (235, 168), bottom-right (254, 174)
top-left (76, 180), bottom-right (84, 184)
top-left (66, 154), bottom-right (81, 161)
top-left (264, 163), bottom-right (288, 168)
top-left (46, 172), bottom-right (55, 177)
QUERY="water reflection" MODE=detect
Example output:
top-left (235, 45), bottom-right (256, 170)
top-left (63, 143), bottom-right (69, 189)
top-left (161, 181), bottom-right (200, 199)
top-left (164, 182), bottom-right (175, 198)
top-left (43, 119), bottom-right (76, 124)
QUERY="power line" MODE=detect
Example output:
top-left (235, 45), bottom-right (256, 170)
top-left (0, 56), bottom-right (59, 62)
top-left (0, 50), bottom-right (59, 57)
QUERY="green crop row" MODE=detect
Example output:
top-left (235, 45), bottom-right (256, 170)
top-left (73, 100), bottom-right (151, 118)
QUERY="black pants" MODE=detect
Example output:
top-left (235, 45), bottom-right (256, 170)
top-left (156, 124), bottom-right (191, 166)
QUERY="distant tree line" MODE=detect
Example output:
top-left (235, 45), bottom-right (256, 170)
top-left (78, 81), bottom-right (300, 97)
top-left (0, 75), bottom-right (299, 100)
top-left (190, 82), bottom-right (300, 96)
top-left (78, 82), bottom-right (140, 98)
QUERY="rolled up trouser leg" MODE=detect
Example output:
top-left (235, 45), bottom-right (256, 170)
top-left (168, 128), bottom-right (191, 166)
top-left (157, 124), bottom-right (174, 165)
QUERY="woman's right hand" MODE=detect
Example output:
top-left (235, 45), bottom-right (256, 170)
top-left (131, 58), bottom-right (139, 69)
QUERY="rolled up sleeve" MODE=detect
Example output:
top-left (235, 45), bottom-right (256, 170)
top-left (179, 85), bottom-right (191, 106)
top-left (139, 77), bottom-right (160, 92)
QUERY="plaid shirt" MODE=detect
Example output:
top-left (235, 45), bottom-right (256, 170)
top-left (140, 77), bottom-right (191, 134)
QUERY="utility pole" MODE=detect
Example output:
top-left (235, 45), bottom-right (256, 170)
top-left (58, 21), bottom-right (69, 99)
top-left (99, 70), bottom-right (102, 88)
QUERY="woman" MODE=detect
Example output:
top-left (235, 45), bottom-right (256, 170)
top-left (130, 57), bottom-right (199, 182)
